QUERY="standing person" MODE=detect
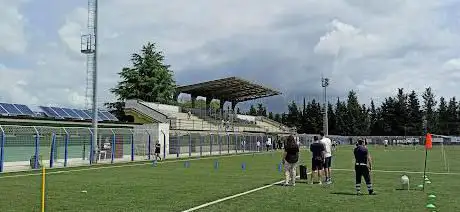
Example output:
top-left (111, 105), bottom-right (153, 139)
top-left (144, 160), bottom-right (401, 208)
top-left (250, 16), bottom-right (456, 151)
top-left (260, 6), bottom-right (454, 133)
top-left (320, 132), bottom-right (333, 184)
top-left (282, 135), bottom-right (299, 186)
top-left (155, 141), bottom-right (162, 161)
top-left (266, 137), bottom-right (272, 151)
top-left (310, 136), bottom-right (325, 184)
top-left (383, 139), bottom-right (388, 150)
top-left (354, 139), bottom-right (375, 195)
top-left (256, 140), bottom-right (261, 152)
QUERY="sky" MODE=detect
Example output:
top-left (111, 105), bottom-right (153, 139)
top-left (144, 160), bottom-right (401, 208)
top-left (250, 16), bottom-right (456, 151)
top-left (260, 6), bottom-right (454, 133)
top-left (1, 0), bottom-right (460, 112)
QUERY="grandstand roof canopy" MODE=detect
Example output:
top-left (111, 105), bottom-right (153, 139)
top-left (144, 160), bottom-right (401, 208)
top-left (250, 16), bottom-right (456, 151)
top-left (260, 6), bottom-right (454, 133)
top-left (177, 77), bottom-right (281, 102)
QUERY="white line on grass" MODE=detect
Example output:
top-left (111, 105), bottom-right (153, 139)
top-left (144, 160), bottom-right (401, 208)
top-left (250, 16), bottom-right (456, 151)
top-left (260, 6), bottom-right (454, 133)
top-left (333, 168), bottom-right (460, 176)
top-left (0, 152), bottom-right (268, 179)
top-left (182, 179), bottom-right (286, 212)
top-left (181, 168), bottom-right (460, 211)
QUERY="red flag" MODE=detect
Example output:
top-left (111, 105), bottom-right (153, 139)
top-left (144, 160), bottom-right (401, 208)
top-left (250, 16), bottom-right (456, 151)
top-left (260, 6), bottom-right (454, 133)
top-left (425, 133), bottom-right (433, 150)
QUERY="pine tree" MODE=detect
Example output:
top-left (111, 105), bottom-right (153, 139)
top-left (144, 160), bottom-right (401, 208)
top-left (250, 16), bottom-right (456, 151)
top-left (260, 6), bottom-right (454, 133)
top-left (437, 97), bottom-right (449, 135)
top-left (447, 97), bottom-right (458, 135)
top-left (327, 103), bottom-right (337, 135)
top-left (346, 91), bottom-right (361, 135)
top-left (287, 101), bottom-right (300, 128)
top-left (407, 90), bottom-right (423, 135)
top-left (248, 105), bottom-right (257, 116)
top-left (422, 87), bottom-right (438, 133)
top-left (395, 88), bottom-right (409, 136)
top-left (268, 112), bottom-right (274, 120)
top-left (335, 98), bottom-right (348, 135)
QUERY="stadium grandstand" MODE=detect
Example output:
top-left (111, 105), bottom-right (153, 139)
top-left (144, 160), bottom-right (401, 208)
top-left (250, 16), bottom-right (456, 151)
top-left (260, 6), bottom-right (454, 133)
top-left (0, 77), bottom-right (293, 173)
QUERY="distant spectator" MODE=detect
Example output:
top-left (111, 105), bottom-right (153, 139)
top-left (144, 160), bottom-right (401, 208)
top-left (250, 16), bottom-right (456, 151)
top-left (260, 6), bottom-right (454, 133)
top-left (187, 111), bottom-right (192, 119)
top-left (256, 140), bottom-right (261, 152)
top-left (266, 138), bottom-right (272, 151)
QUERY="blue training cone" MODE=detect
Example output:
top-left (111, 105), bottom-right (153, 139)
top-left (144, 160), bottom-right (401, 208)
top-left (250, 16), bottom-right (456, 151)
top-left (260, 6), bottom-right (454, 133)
top-left (184, 161), bottom-right (190, 168)
top-left (242, 162), bottom-right (246, 170)
top-left (152, 160), bottom-right (157, 167)
top-left (278, 163), bottom-right (282, 172)
top-left (214, 160), bottom-right (219, 170)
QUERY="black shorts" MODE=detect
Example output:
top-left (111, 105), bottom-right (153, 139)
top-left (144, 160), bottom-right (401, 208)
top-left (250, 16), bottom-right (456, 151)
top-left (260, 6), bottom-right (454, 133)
top-left (312, 158), bottom-right (324, 171)
top-left (324, 156), bottom-right (332, 168)
top-left (155, 148), bottom-right (160, 154)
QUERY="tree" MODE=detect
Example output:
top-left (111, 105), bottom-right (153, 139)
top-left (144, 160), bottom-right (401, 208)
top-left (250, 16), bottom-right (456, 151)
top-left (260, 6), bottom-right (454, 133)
top-left (369, 99), bottom-right (381, 135)
top-left (256, 103), bottom-right (267, 117)
top-left (437, 97), bottom-right (449, 135)
top-left (335, 98), bottom-right (348, 135)
top-left (108, 42), bottom-right (176, 120)
top-left (394, 88), bottom-right (409, 136)
top-left (274, 113), bottom-right (281, 123)
top-left (346, 91), bottom-right (361, 135)
top-left (447, 97), bottom-right (458, 135)
top-left (327, 103), bottom-right (337, 135)
top-left (422, 87), bottom-right (437, 133)
top-left (287, 101), bottom-right (300, 128)
top-left (236, 107), bottom-right (241, 114)
top-left (407, 90), bottom-right (423, 135)
top-left (248, 105), bottom-right (257, 116)
top-left (268, 112), bottom-right (274, 120)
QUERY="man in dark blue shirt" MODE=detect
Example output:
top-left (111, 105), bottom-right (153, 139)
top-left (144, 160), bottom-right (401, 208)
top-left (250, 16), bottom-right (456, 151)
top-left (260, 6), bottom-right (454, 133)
top-left (354, 139), bottom-right (375, 195)
top-left (310, 136), bottom-right (325, 184)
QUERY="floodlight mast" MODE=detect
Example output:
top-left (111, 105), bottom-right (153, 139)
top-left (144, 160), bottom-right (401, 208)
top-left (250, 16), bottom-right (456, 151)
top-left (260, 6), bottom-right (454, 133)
top-left (321, 76), bottom-right (329, 136)
top-left (81, 0), bottom-right (98, 163)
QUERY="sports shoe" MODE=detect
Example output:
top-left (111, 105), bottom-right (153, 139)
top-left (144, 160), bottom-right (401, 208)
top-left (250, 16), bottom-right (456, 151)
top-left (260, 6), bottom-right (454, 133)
top-left (318, 181), bottom-right (322, 185)
top-left (369, 190), bottom-right (376, 195)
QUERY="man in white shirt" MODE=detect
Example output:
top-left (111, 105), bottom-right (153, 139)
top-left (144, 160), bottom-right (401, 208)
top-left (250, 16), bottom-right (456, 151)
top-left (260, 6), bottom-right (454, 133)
top-left (256, 140), bottom-right (261, 152)
top-left (320, 132), bottom-right (333, 184)
top-left (266, 138), bottom-right (272, 151)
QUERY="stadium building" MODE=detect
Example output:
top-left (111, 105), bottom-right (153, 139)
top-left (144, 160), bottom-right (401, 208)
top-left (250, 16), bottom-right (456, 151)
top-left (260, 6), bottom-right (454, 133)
top-left (0, 77), bottom-right (292, 173)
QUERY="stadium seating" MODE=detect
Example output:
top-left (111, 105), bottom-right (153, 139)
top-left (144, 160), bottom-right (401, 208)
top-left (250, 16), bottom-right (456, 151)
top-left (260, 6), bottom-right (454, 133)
top-left (0, 101), bottom-right (118, 122)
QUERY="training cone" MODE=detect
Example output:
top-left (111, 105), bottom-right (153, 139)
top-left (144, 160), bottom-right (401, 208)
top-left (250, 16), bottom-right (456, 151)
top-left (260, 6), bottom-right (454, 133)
top-left (426, 181), bottom-right (432, 184)
top-left (425, 178), bottom-right (430, 181)
top-left (278, 163), bottom-right (282, 172)
top-left (426, 204), bottom-right (436, 209)
top-left (418, 184), bottom-right (424, 188)
top-left (214, 160), bottom-right (219, 169)
top-left (152, 160), bottom-right (157, 167)
top-left (428, 194), bottom-right (436, 198)
top-left (184, 161), bottom-right (190, 168)
top-left (241, 162), bottom-right (246, 170)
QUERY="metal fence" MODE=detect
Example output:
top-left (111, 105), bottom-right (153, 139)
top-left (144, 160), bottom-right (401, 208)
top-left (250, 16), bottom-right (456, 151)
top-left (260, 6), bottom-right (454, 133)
top-left (0, 125), bottom-right (269, 173)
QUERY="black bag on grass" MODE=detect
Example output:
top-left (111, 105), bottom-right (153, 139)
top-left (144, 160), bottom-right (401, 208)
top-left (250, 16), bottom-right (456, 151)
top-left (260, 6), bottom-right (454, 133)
top-left (299, 165), bottom-right (308, 180)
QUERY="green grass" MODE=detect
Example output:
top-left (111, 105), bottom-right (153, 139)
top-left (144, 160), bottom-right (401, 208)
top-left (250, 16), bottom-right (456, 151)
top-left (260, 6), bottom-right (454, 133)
top-left (0, 145), bottom-right (459, 211)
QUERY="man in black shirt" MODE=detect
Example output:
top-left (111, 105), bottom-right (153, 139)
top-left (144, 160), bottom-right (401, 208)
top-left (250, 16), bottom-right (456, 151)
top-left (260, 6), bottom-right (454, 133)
top-left (155, 141), bottom-right (162, 161)
top-left (354, 139), bottom-right (375, 195)
top-left (310, 136), bottom-right (325, 184)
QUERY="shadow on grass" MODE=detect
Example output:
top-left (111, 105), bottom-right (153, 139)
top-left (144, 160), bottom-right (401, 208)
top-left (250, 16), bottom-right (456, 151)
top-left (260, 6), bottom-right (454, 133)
top-left (331, 191), bottom-right (358, 196)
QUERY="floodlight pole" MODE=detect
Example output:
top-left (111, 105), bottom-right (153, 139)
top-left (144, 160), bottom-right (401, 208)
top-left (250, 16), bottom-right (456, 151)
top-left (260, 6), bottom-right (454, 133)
top-left (321, 76), bottom-right (329, 135)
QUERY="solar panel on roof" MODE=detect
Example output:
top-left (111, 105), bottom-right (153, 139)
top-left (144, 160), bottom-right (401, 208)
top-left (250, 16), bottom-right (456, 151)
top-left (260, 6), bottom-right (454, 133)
top-left (0, 105), bottom-right (7, 115)
top-left (73, 109), bottom-right (91, 119)
top-left (101, 111), bottom-right (118, 121)
top-left (97, 111), bottom-right (110, 121)
top-left (84, 110), bottom-right (103, 121)
top-left (61, 108), bottom-right (82, 119)
top-left (40, 106), bottom-right (62, 118)
top-left (50, 107), bottom-right (73, 118)
top-left (14, 104), bottom-right (35, 116)
top-left (0, 103), bottom-right (22, 115)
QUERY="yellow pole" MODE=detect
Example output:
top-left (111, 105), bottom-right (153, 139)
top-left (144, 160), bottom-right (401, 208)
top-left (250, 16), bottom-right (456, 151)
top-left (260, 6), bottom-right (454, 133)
top-left (41, 166), bottom-right (45, 212)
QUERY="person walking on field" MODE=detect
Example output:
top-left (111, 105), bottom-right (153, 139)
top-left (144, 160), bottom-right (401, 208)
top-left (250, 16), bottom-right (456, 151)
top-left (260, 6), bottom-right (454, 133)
top-left (282, 135), bottom-right (299, 186)
top-left (320, 132), bottom-right (333, 184)
top-left (354, 139), bottom-right (376, 195)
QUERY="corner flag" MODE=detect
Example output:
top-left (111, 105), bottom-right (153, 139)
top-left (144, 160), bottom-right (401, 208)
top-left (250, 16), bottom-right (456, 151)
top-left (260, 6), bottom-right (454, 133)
top-left (425, 133), bottom-right (433, 150)
top-left (422, 133), bottom-right (432, 191)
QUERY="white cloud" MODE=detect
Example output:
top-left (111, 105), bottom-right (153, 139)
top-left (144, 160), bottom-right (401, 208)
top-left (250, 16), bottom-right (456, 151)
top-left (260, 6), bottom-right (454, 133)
top-left (2, 0), bottom-right (460, 111)
top-left (0, 0), bottom-right (27, 54)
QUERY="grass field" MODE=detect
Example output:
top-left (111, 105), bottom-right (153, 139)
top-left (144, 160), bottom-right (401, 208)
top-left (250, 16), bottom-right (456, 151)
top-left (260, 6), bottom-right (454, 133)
top-left (0, 145), bottom-right (459, 211)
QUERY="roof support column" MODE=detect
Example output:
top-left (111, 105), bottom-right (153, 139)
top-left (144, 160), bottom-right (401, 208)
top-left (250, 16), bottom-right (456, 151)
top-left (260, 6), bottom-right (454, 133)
top-left (231, 101), bottom-right (238, 113)
top-left (191, 95), bottom-right (197, 108)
